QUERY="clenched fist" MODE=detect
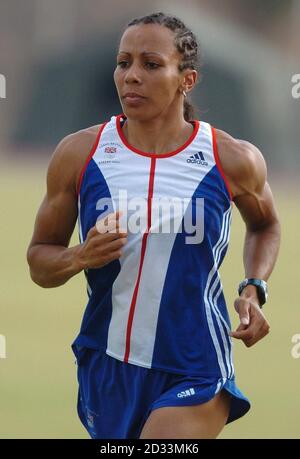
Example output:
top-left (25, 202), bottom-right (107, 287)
top-left (229, 295), bottom-right (270, 347)
top-left (76, 210), bottom-right (127, 270)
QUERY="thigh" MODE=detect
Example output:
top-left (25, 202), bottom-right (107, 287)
top-left (139, 389), bottom-right (231, 439)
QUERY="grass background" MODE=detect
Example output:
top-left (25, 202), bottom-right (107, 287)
top-left (0, 159), bottom-right (299, 438)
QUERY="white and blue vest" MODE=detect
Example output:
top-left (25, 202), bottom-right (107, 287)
top-left (72, 113), bottom-right (234, 379)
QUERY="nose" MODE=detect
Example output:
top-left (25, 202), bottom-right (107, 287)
top-left (124, 62), bottom-right (142, 84)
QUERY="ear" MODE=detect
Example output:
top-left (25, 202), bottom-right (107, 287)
top-left (182, 69), bottom-right (198, 94)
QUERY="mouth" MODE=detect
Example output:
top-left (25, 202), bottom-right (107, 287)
top-left (123, 93), bottom-right (146, 100)
top-left (122, 93), bottom-right (146, 106)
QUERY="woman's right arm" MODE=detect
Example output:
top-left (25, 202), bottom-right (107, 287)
top-left (26, 128), bottom-right (127, 288)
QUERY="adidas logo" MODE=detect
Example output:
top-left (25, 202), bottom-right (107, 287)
top-left (187, 151), bottom-right (208, 166)
top-left (87, 412), bottom-right (94, 428)
top-left (177, 388), bottom-right (196, 398)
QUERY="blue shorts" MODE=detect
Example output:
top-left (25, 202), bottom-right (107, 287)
top-left (75, 348), bottom-right (250, 439)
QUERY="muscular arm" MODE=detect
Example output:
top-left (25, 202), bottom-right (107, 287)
top-left (216, 129), bottom-right (281, 346)
top-left (26, 128), bottom-right (97, 288)
top-left (27, 124), bottom-right (127, 288)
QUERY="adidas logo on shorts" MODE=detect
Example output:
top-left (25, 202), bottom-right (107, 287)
top-left (187, 152), bottom-right (208, 166)
top-left (87, 411), bottom-right (94, 428)
top-left (177, 388), bottom-right (196, 398)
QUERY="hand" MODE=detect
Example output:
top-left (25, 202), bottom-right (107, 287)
top-left (229, 289), bottom-right (270, 347)
top-left (75, 210), bottom-right (127, 270)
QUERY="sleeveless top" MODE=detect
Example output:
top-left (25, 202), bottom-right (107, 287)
top-left (72, 113), bottom-right (234, 379)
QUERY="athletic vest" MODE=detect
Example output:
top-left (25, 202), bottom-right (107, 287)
top-left (72, 113), bottom-right (234, 379)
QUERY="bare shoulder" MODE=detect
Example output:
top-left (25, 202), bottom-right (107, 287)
top-left (47, 123), bottom-right (103, 195)
top-left (214, 128), bottom-right (267, 200)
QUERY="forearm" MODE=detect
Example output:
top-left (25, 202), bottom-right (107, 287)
top-left (27, 244), bottom-right (83, 288)
top-left (243, 219), bottom-right (281, 281)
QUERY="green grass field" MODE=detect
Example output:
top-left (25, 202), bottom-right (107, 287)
top-left (0, 159), bottom-right (299, 438)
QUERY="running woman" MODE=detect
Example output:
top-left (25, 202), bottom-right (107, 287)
top-left (27, 12), bottom-right (281, 439)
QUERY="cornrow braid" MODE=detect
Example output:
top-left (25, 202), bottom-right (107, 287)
top-left (126, 12), bottom-right (200, 122)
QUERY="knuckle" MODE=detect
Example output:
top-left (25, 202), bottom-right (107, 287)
top-left (111, 250), bottom-right (122, 258)
top-left (103, 254), bottom-right (111, 263)
top-left (91, 240), bottom-right (100, 250)
top-left (245, 336), bottom-right (255, 346)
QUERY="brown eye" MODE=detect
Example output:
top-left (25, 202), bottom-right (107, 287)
top-left (117, 61), bottom-right (129, 68)
top-left (145, 62), bottom-right (159, 69)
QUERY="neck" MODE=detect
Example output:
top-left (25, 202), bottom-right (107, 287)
top-left (122, 113), bottom-right (194, 155)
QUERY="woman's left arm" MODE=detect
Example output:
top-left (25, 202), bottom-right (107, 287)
top-left (216, 129), bottom-right (281, 347)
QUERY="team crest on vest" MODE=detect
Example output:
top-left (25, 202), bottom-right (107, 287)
top-left (100, 142), bottom-right (121, 164)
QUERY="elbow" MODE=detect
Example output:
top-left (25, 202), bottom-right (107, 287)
top-left (27, 260), bottom-right (49, 288)
top-left (26, 247), bottom-right (40, 286)
top-left (26, 246), bottom-right (55, 288)
top-left (248, 214), bottom-right (281, 236)
top-left (28, 267), bottom-right (49, 288)
top-left (28, 267), bottom-right (64, 288)
top-left (269, 214), bottom-right (281, 240)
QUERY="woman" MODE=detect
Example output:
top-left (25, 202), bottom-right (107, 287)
top-left (27, 12), bottom-right (281, 439)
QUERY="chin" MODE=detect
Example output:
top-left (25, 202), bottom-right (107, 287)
top-left (122, 108), bottom-right (152, 122)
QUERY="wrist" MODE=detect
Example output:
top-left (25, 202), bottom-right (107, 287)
top-left (239, 284), bottom-right (260, 303)
top-left (238, 278), bottom-right (268, 307)
top-left (71, 244), bottom-right (87, 274)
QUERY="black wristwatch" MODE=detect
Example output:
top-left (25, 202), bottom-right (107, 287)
top-left (238, 278), bottom-right (268, 308)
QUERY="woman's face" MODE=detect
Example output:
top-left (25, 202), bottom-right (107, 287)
top-left (114, 24), bottom-right (194, 121)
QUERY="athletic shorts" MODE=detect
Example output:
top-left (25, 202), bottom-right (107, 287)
top-left (75, 348), bottom-right (250, 439)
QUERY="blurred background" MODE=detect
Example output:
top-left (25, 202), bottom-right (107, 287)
top-left (0, 0), bottom-right (299, 438)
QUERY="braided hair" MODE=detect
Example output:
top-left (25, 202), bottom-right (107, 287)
top-left (126, 12), bottom-right (201, 121)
